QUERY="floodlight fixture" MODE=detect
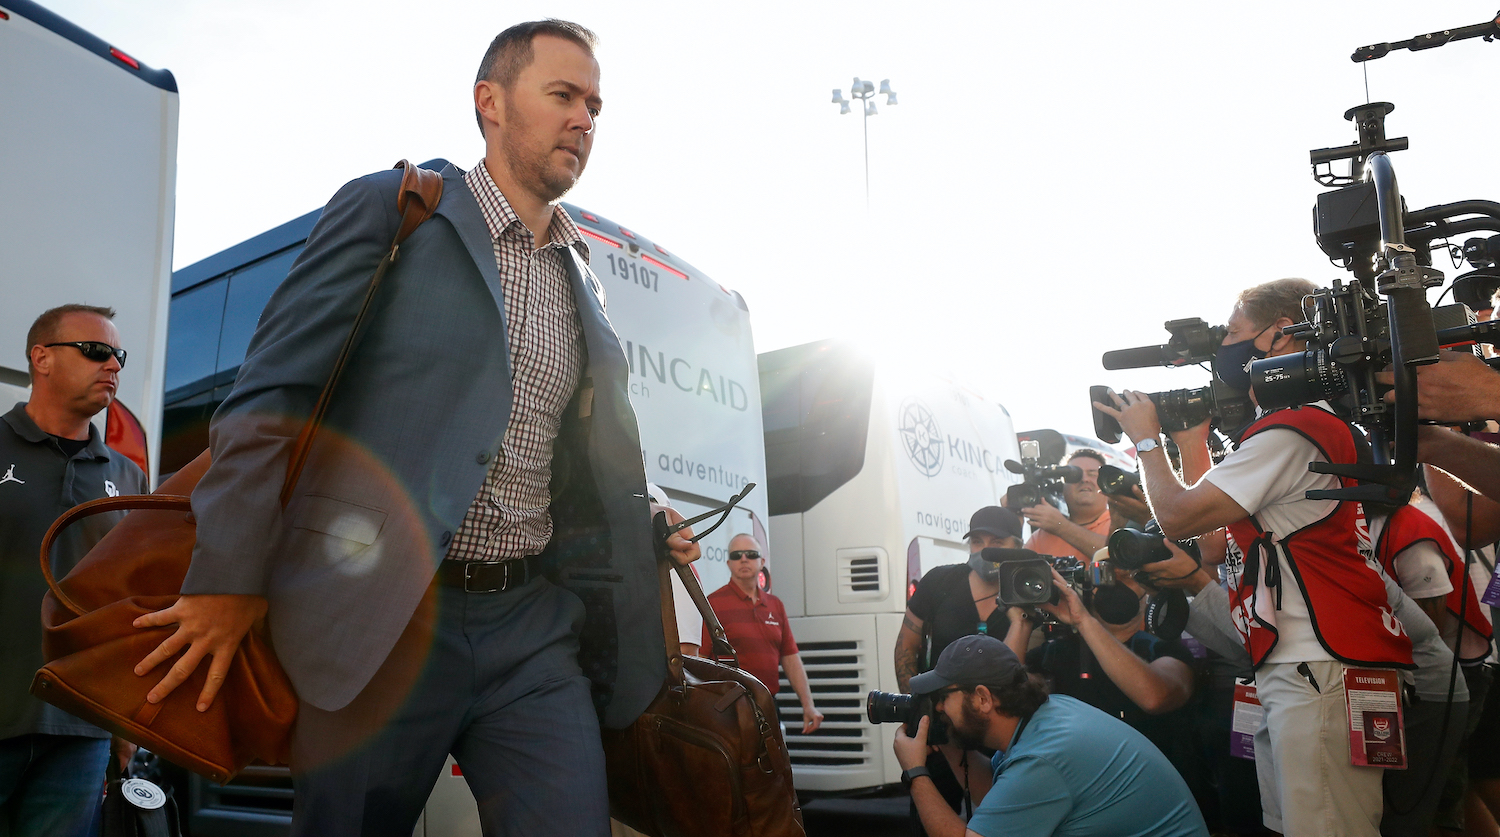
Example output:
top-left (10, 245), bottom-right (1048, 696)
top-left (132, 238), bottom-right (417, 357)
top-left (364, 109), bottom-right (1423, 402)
top-left (829, 74), bottom-right (899, 207)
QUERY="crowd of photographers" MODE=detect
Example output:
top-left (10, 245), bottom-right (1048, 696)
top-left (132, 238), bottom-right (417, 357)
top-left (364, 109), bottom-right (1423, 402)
top-left (884, 275), bottom-right (1500, 837)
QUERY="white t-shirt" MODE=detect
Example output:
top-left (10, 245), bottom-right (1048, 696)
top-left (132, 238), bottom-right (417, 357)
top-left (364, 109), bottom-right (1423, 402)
top-left (1368, 514), bottom-right (1454, 600)
top-left (1205, 416), bottom-right (1346, 664)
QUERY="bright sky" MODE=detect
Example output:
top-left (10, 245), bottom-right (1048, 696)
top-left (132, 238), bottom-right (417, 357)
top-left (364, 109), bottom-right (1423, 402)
top-left (44, 0), bottom-right (1500, 437)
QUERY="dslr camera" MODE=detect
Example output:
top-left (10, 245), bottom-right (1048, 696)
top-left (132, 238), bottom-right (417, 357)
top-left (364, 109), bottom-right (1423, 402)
top-left (979, 547), bottom-right (1085, 607)
top-left (866, 690), bottom-right (948, 746)
top-left (1095, 464), bottom-right (1140, 498)
top-left (1090, 318), bottom-right (1256, 444)
top-left (1003, 439), bottom-right (1082, 510)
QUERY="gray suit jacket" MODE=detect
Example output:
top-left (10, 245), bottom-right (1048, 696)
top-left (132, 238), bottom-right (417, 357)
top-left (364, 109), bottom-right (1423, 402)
top-left (181, 165), bottom-right (666, 725)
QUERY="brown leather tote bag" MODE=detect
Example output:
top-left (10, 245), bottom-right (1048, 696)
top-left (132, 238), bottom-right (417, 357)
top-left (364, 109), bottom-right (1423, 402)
top-left (29, 161), bottom-right (443, 785)
top-left (604, 552), bottom-right (806, 837)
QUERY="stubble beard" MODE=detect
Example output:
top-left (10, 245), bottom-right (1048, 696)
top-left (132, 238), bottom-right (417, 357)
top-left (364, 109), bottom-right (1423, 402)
top-left (504, 99), bottom-right (582, 204)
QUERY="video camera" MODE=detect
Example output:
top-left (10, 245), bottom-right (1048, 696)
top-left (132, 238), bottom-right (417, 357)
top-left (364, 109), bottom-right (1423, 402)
top-left (1089, 318), bottom-right (1256, 444)
top-left (1003, 438), bottom-right (1082, 510)
top-left (1245, 96), bottom-right (1500, 504)
top-left (979, 547), bottom-right (1085, 607)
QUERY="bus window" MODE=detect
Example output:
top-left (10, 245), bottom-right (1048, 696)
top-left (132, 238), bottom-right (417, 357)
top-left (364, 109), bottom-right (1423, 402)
top-left (218, 248), bottom-right (301, 375)
top-left (759, 341), bottom-right (875, 515)
top-left (164, 277), bottom-right (227, 395)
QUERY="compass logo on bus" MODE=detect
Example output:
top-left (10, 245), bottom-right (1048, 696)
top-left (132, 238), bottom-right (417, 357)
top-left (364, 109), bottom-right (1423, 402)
top-left (898, 399), bottom-right (944, 477)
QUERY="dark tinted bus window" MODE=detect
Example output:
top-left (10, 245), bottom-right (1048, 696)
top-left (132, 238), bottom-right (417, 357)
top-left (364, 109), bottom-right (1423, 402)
top-left (164, 277), bottom-right (228, 394)
top-left (218, 248), bottom-right (300, 374)
top-left (758, 341), bottom-right (875, 516)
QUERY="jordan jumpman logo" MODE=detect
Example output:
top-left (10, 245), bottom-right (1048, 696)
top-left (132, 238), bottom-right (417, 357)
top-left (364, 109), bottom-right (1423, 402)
top-left (0, 464), bottom-right (23, 486)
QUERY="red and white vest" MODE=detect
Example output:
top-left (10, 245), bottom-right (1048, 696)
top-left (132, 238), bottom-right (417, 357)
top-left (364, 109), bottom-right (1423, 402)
top-left (1227, 405), bottom-right (1415, 669)
top-left (1375, 504), bottom-right (1493, 664)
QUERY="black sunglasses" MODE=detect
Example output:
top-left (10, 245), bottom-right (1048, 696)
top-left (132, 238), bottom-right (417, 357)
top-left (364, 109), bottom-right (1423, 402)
top-left (45, 341), bottom-right (127, 368)
top-left (728, 550), bottom-right (761, 561)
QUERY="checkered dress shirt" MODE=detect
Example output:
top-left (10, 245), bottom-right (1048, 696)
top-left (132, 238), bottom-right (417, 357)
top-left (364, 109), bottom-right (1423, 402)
top-left (445, 161), bottom-right (587, 562)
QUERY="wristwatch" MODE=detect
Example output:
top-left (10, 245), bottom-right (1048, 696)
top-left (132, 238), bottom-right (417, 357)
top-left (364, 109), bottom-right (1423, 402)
top-left (901, 766), bottom-right (932, 787)
top-left (1135, 436), bottom-right (1162, 454)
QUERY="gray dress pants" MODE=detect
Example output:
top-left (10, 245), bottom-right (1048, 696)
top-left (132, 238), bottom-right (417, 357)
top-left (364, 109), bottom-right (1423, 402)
top-left (289, 574), bottom-right (610, 837)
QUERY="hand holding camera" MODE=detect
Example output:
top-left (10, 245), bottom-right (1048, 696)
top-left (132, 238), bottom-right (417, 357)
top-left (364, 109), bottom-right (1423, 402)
top-left (1038, 567), bottom-right (1090, 627)
top-left (1093, 389), bottom-right (1163, 447)
top-left (1138, 539), bottom-right (1212, 595)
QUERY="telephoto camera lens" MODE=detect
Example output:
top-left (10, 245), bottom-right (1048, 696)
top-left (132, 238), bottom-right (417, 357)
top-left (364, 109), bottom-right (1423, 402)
top-left (1106, 528), bottom-right (1173, 571)
top-left (866, 690), bottom-right (913, 725)
top-left (1249, 346), bottom-right (1348, 412)
top-left (1096, 464), bottom-right (1139, 497)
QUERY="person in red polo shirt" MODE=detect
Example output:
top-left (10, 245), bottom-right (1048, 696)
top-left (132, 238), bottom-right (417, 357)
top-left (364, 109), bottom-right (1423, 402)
top-left (702, 533), bottom-right (823, 734)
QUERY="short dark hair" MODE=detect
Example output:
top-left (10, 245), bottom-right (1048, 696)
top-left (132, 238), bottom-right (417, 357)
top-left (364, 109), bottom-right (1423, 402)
top-left (474, 19), bottom-right (598, 135)
top-left (964, 668), bottom-right (1049, 720)
top-left (1067, 448), bottom-right (1106, 468)
top-left (26, 304), bottom-right (116, 381)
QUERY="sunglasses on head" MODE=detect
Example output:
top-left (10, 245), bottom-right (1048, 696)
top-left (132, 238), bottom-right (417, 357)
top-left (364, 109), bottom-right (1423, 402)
top-left (45, 341), bottom-right (127, 368)
top-left (728, 550), bottom-right (761, 561)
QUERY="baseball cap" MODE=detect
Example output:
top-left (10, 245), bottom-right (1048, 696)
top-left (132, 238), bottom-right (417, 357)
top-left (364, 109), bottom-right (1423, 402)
top-left (909, 634), bottom-right (1024, 695)
top-left (963, 506), bottom-right (1023, 541)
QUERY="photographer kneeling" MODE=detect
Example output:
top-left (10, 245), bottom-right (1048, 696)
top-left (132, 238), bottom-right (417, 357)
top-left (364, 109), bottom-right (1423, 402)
top-left (893, 634), bottom-right (1208, 837)
top-left (1097, 277), bottom-right (1416, 837)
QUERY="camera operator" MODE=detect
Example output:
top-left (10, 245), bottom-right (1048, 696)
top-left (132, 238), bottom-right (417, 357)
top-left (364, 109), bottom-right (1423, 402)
top-left (1097, 277), bottom-right (1416, 837)
top-left (892, 634), bottom-right (1208, 837)
top-left (1015, 561), bottom-right (1197, 787)
top-left (1020, 450), bottom-right (1113, 562)
top-left (895, 507), bottom-right (1033, 835)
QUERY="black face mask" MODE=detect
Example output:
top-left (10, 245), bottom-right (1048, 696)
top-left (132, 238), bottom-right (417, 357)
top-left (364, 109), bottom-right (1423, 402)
top-left (1092, 584), bottom-right (1142, 625)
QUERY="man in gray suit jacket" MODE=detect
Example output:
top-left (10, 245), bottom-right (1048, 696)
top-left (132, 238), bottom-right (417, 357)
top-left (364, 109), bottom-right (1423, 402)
top-left (131, 20), bottom-right (697, 836)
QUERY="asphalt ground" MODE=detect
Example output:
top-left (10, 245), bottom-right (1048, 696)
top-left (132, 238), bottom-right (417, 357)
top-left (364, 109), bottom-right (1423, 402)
top-left (802, 795), bottom-right (912, 837)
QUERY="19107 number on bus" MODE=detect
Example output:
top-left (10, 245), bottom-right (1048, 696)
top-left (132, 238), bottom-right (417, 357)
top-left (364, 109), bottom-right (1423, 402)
top-left (605, 253), bottom-right (659, 292)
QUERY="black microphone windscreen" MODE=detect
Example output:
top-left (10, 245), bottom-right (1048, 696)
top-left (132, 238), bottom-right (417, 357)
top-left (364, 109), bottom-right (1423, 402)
top-left (1102, 344), bottom-right (1171, 370)
top-left (1003, 460), bottom-right (1025, 475)
top-left (980, 547), bottom-right (1040, 563)
top-left (1056, 466), bottom-right (1083, 484)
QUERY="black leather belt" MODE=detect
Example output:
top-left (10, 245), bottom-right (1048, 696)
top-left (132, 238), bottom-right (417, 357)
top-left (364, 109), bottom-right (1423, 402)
top-left (437, 556), bottom-right (541, 593)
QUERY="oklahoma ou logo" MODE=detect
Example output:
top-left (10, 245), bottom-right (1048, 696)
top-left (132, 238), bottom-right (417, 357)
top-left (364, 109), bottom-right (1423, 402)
top-left (1380, 607), bottom-right (1406, 638)
top-left (1229, 602), bottom-right (1252, 641)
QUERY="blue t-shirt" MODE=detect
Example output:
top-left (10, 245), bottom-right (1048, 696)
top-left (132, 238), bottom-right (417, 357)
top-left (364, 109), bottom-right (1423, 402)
top-left (967, 695), bottom-right (1207, 837)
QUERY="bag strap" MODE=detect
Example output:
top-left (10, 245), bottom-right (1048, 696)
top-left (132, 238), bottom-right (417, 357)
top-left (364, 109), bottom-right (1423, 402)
top-left (282, 160), bottom-right (443, 504)
top-left (39, 161), bottom-right (443, 617)
top-left (38, 495), bottom-right (194, 616)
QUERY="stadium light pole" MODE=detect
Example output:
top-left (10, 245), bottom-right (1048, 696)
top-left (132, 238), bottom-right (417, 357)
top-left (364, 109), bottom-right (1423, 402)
top-left (831, 78), bottom-right (897, 206)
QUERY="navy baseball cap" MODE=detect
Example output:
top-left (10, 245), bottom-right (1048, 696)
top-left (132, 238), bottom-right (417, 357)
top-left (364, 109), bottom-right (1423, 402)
top-left (963, 506), bottom-right (1023, 541)
top-left (909, 635), bottom-right (1024, 695)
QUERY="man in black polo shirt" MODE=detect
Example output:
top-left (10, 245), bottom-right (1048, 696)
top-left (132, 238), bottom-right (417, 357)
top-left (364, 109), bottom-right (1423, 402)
top-left (0, 304), bottom-right (147, 836)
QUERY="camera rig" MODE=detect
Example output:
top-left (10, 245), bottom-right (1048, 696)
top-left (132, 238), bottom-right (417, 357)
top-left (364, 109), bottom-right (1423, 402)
top-left (1247, 94), bottom-right (1500, 505)
top-left (1003, 438), bottom-right (1082, 510)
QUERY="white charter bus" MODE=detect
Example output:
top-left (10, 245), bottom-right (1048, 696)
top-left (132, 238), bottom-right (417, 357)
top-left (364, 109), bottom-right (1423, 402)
top-left (757, 340), bottom-right (1024, 793)
top-left (162, 169), bottom-right (768, 835)
top-left (0, 0), bottom-right (177, 479)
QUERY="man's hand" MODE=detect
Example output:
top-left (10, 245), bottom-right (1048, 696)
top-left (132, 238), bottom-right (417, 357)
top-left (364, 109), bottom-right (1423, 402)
top-left (1021, 502), bottom-right (1068, 534)
top-left (1107, 489), bottom-right (1152, 526)
top-left (1140, 540), bottom-right (1211, 594)
top-left (111, 736), bottom-right (137, 772)
top-left (651, 503), bottom-right (700, 567)
top-left (1094, 389), bottom-right (1163, 446)
top-left (1376, 350), bottom-right (1500, 423)
top-left (1169, 416), bottom-right (1213, 449)
top-left (133, 594), bottom-right (268, 711)
top-left (802, 704), bottom-right (825, 734)
top-left (1038, 568), bottom-right (1090, 627)
top-left (893, 714), bottom-right (932, 771)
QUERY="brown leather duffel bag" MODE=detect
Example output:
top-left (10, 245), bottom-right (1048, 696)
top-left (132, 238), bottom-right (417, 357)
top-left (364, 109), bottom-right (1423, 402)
top-left (29, 161), bottom-right (443, 785)
top-left (604, 546), bottom-right (806, 837)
